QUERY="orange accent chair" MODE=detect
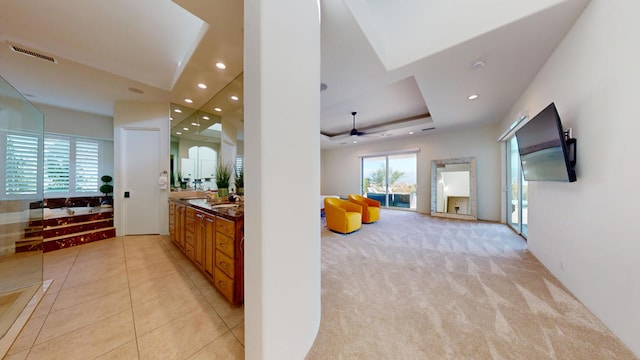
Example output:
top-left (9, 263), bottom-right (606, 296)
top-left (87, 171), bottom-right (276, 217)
top-left (348, 194), bottom-right (380, 223)
top-left (324, 197), bottom-right (362, 234)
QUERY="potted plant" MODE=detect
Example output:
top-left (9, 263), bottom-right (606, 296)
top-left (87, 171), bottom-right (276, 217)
top-left (178, 173), bottom-right (187, 189)
top-left (236, 167), bottom-right (244, 195)
top-left (99, 175), bottom-right (113, 207)
top-left (215, 161), bottom-right (233, 198)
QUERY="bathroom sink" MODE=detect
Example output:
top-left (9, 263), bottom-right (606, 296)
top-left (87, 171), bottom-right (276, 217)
top-left (210, 204), bottom-right (239, 208)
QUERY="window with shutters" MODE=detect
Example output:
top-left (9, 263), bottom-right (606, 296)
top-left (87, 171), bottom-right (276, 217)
top-left (5, 134), bottom-right (40, 195)
top-left (3, 133), bottom-right (107, 198)
top-left (42, 136), bottom-right (101, 194)
top-left (75, 140), bottom-right (99, 192)
top-left (44, 137), bottom-right (70, 193)
top-left (236, 156), bottom-right (243, 174)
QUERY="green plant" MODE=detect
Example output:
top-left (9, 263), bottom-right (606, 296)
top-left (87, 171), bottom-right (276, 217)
top-left (100, 175), bottom-right (113, 196)
top-left (215, 161), bottom-right (233, 189)
top-left (236, 167), bottom-right (244, 188)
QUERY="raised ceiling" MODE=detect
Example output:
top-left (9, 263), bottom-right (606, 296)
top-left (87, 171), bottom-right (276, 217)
top-left (0, 0), bottom-right (590, 148)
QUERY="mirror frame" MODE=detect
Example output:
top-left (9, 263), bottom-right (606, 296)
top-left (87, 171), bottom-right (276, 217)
top-left (430, 157), bottom-right (477, 221)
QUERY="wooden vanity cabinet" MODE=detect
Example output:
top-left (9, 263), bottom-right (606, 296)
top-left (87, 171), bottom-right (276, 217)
top-left (169, 202), bottom-right (175, 243)
top-left (184, 207), bottom-right (196, 260)
top-left (218, 216), bottom-right (244, 304)
top-left (203, 215), bottom-right (216, 277)
top-left (170, 202), bottom-right (186, 249)
top-left (168, 199), bottom-right (243, 305)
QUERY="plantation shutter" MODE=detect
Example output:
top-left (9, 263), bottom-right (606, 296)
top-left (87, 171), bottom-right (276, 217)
top-left (236, 156), bottom-right (243, 174)
top-left (75, 140), bottom-right (99, 192)
top-left (44, 137), bottom-right (70, 193)
top-left (5, 134), bottom-right (39, 195)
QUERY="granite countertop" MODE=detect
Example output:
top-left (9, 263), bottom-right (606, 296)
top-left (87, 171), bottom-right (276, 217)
top-left (171, 198), bottom-right (244, 220)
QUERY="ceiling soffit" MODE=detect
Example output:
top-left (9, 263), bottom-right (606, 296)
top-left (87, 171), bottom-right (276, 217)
top-left (0, 0), bottom-right (207, 90)
top-left (343, 0), bottom-right (566, 71)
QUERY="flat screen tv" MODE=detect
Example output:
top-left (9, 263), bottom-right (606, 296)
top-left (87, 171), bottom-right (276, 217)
top-left (515, 102), bottom-right (576, 182)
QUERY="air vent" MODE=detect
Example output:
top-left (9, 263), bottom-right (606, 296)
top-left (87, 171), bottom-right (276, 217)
top-left (422, 127), bottom-right (435, 131)
top-left (10, 45), bottom-right (57, 63)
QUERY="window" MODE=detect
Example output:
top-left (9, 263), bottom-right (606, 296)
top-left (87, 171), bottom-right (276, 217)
top-left (43, 136), bottom-right (101, 194)
top-left (361, 151), bottom-right (418, 209)
top-left (44, 137), bottom-right (70, 192)
top-left (506, 136), bottom-right (528, 237)
top-left (3, 132), bottom-right (107, 198)
top-left (75, 140), bottom-right (99, 192)
top-left (236, 156), bottom-right (243, 174)
top-left (5, 134), bottom-right (40, 195)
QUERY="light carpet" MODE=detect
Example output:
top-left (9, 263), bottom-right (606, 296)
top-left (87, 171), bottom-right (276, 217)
top-left (307, 210), bottom-right (636, 359)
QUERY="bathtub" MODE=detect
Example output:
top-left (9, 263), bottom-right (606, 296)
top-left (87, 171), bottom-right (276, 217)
top-left (43, 206), bottom-right (110, 219)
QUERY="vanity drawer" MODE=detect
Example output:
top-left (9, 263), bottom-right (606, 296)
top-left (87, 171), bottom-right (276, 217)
top-left (216, 217), bottom-right (235, 238)
top-left (215, 250), bottom-right (235, 278)
top-left (216, 232), bottom-right (234, 258)
top-left (185, 230), bottom-right (195, 246)
top-left (214, 267), bottom-right (235, 303)
top-left (185, 242), bottom-right (195, 261)
top-left (185, 217), bottom-right (195, 232)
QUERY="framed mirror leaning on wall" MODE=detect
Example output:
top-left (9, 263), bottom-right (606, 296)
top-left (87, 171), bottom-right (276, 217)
top-left (430, 157), bottom-right (477, 221)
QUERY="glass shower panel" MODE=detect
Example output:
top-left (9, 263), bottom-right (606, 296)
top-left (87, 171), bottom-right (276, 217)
top-left (0, 76), bottom-right (44, 339)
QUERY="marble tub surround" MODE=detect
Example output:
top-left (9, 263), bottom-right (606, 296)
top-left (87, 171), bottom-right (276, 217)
top-left (40, 196), bottom-right (112, 209)
top-left (40, 207), bottom-right (114, 253)
top-left (5, 235), bottom-right (244, 359)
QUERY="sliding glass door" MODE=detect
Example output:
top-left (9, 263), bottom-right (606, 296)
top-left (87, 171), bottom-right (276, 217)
top-left (507, 137), bottom-right (528, 237)
top-left (361, 152), bottom-right (417, 209)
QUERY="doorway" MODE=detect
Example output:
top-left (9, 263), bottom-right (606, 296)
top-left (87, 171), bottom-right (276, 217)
top-left (361, 152), bottom-right (417, 209)
top-left (507, 137), bottom-right (528, 237)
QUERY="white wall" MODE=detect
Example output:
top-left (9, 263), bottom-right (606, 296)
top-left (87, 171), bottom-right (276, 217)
top-left (322, 123), bottom-right (501, 221)
top-left (38, 103), bottom-right (113, 140)
top-left (37, 103), bottom-right (114, 194)
top-left (498, 0), bottom-right (640, 355)
top-left (244, 0), bottom-right (321, 358)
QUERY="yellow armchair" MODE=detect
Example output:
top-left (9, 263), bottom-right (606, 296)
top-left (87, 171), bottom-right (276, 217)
top-left (324, 197), bottom-right (362, 234)
top-left (348, 194), bottom-right (380, 223)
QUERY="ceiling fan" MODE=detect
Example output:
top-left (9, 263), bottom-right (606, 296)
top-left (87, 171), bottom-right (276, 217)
top-left (349, 111), bottom-right (379, 137)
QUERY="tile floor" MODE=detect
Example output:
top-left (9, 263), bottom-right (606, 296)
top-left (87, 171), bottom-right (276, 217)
top-left (4, 235), bottom-right (244, 360)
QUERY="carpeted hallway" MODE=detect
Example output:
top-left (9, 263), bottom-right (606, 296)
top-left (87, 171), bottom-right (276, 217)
top-left (307, 210), bottom-right (637, 359)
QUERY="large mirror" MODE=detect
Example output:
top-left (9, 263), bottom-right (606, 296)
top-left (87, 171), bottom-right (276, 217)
top-left (169, 73), bottom-right (244, 191)
top-left (430, 157), bottom-right (477, 220)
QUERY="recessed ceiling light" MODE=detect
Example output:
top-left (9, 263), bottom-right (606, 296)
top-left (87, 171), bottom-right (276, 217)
top-left (468, 94), bottom-right (479, 100)
top-left (215, 62), bottom-right (226, 70)
top-left (202, 116), bottom-right (210, 120)
top-left (128, 87), bottom-right (144, 94)
top-left (353, 140), bottom-right (358, 144)
top-left (197, 83), bottom-right (207, 89)
top-left (191, 122), bottom-right (198, 126)
top-left (176, 132), bottom-right (182, 135)
top-left (471, 59), bottom-right (486, 69)
top-left (409, 131), bottom-right (414, 135)
top-left (169, 117), bottom-right (173, 121)
top-left (183, 127), bottom-right (189, 131)
top-left (174, 108), bottom-right (182, 113)
top-left (214, 107), bottom-right (222, 112)
top-left (185, 98), bottom-right (193, 104)
top-left (230, 95), bottom-right (239, 101)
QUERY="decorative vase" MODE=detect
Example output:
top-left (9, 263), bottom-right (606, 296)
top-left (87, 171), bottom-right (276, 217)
top-left (218, 188), bottom-right (229, 198)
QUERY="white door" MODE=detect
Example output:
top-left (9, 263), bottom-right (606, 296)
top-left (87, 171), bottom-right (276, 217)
top-left (123, 128), bottom-right (160, 235)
